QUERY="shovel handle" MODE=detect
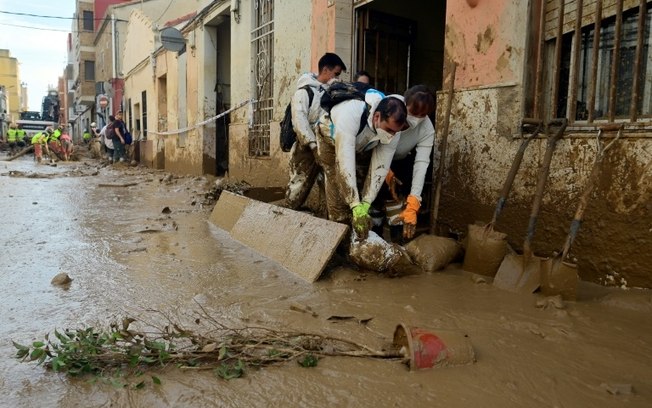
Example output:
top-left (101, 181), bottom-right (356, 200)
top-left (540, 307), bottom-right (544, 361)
top-left (560, 125), bottom-right (623, 258)
top-left (490, 120), bottom-right (543, 224)
top-left (524, 118), bottom-right (568, 253)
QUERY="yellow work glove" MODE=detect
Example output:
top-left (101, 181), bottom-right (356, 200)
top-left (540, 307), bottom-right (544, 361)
top-left (385, 169), bottom-right (403, 202)
top-left (398, 195), bottom-right (420, 239)
top-left (351, 202), bottom-right (372, 240)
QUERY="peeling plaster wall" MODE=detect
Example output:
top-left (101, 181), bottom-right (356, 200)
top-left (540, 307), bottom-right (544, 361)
top-left (163, 36), bottom-right (204, 176)
top-left (227, 0), bottom-right (314, 187)
top-left (443, 0), bottom-right (652, 287)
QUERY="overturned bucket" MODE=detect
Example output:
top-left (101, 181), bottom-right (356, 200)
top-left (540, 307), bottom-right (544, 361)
top-left (392, 324), bottom-right (475, 370)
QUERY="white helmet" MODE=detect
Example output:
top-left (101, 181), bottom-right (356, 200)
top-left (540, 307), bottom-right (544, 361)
top-left (91, 122), bottom-right (97, 128)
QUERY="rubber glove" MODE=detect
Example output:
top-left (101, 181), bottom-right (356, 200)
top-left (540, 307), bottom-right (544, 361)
top-left (351, 202), bottom-right (372, 240)
top-left (399, 195), bottom-right (420, 239)
top-left (385, 169), bottom-right (403, 202)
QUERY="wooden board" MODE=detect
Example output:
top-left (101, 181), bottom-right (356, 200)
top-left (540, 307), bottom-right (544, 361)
top-left (209, 191), bottom-right (349, 282)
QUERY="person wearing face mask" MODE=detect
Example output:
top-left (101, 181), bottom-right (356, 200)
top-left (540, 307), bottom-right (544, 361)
top-left (383, 85), bottom-right (436, 240)
top-left (315, 89), bottom-right (407, 240)
top-left (285, 52), bottom-right (347, 211)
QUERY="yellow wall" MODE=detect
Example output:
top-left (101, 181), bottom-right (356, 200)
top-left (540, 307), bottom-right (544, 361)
top-left (0, 50), bottom-right (21, 123)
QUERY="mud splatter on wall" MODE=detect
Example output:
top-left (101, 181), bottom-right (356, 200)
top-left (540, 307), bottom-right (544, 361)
top-left (441, 0), bottom-right (652, 287)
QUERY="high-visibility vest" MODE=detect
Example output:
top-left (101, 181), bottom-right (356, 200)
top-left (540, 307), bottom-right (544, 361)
top-left (7, 128), bottom-right (17, 142)
top-left (16, 129), bottom-right (26, 140)
top-left (31, 132), bottom-right (46, 145)
top-left (50, 129), bottom-right (62, 141)
top-left (83, 131), bottom-right (91, 140)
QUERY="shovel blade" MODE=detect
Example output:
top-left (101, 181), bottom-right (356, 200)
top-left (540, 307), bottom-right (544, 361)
top-left (541, 257), bottom-right (579, 300)
top-left (493, 253), bottom-right (542, 293)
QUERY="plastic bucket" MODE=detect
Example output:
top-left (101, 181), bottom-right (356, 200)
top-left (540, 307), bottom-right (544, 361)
top-left (463, 224), bottom-right (507, 277)
top-left (392, 324), bottom-right (475, 370)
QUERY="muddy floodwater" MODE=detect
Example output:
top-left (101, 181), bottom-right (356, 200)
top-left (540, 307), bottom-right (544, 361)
top-left (1, 154), bottom-right (651, 407)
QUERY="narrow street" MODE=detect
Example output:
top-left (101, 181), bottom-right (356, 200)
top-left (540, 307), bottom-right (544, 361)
top-left (1, 153), bottom-right (651, 408)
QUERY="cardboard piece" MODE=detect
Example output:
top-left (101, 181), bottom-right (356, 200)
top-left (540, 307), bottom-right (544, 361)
top-left (209, 191), bottom-right (348, 282)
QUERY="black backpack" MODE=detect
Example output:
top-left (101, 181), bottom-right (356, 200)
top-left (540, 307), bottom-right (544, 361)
top-left (279, 85), bottom-right (314, 152)
top-left (321, 81), bottom-right (370, 136)
top-left (320, 81), bottom-right (366, 113)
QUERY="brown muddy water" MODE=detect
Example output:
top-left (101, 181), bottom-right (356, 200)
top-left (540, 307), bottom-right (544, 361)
top-left (1, 153), bottom-right (651, 407)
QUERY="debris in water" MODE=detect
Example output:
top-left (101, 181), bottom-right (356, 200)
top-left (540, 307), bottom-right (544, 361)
top-left (51, 273), bottom-right (72, 286)
top-left (600, 383), bottom-right (634, 395)
top-left (536, 295), bottom-right (565, 310)
top-left (472, 275), bottom-right (487, 284)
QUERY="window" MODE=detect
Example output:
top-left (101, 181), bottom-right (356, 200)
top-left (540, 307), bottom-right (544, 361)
top-left (84, 60), bottom-right (95, 81)
top-left (532, 1), bottom-right (652, 123)
top-left (83, 11), bottom-right (93, 31)
top-left (249, 0), bottom-right (274, 156)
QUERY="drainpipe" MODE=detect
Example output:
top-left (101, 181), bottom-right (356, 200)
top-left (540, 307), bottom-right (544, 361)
top-left (111, 13), bottom-right (117, 114)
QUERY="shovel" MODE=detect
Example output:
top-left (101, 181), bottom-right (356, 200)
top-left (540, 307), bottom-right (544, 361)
top-left (493, 118), bottom-right (568, 293)
top-left (540, 124), bottom-right (623, 299)
top-left (463, 118), bottom-right (543, 276)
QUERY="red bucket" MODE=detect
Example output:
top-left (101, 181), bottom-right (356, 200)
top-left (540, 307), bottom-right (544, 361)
top-left (393, 324), bottom-right (475, 370)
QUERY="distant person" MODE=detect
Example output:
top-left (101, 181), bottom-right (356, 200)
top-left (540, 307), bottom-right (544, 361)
top-left (6, 123), bottom-right (18, 154)
top-left (60, 133), bottom-right (74, 161)
top-left (285, 52), bottom-right (347, 210)
top-left (31, 131), bottom-right (48, 163)
top-left (101, 117), bottom-right (115, 162)
top-left (16, 125), bottom-right (27, 145)
top-left (83, 128), bottom-right (92, 144)
top-left (111, 110), bottom-right (128, 163)
top-left (353, 70), bottom-right (372, 92)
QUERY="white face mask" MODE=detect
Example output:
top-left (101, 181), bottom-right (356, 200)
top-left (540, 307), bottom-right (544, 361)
top-left (406, 115), bottom-right (426, 128)
top-left (374, 127), bottom-right (394, 144)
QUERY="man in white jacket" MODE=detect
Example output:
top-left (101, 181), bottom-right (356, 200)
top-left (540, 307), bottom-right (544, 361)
top-left (285, 53), bottom-right (346, 210)
top-left (385, 85), bottom-right (436, 239)
top-left (316, 90), bottom-right (407, 239)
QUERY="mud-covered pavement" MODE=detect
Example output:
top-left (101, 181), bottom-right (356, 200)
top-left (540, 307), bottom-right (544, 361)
top-left (1, 153), bottom-right (651, 408)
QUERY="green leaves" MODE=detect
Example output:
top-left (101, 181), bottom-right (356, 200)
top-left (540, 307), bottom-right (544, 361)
top-left (298, 354), bottom-right (319, 368)
top-left (215, 360), bottom-right (245, 380)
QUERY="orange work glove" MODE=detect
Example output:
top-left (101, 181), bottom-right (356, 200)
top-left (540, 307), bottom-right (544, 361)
top-left (399, 195), bottom-right (421, 239)
top-left (385, 169), bottom-right (403, 202)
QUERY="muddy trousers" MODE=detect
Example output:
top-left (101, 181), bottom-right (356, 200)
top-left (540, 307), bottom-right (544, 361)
top-left (61, 140), bottom-right (73, 160)
top-left (315, 131), bottom-right (353, 225)
top-left (285, 141), bottom-right (321, 210)
top-left (113, 140), bottom-right (126, 162)
top-left (33, 144), bottom-right (42, 162)
top-left (48, 141), bottom-right (64, 160)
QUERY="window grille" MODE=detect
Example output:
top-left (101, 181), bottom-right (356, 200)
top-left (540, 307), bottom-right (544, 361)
top-left (249, 0), bottom-right (274, 156)
top-left (531, 0), bottom-right (652, 125)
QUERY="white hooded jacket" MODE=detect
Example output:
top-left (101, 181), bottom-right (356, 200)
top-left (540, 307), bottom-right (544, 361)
top-left (290, 73), bottom-right (327, 147)
top-left (393, 117), bottom-right (435, 200)
top-left (324, 90), bottom-right (402, 208)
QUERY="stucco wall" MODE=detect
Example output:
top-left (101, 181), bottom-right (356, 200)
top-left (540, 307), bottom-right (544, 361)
top-left (227, 0), bottom-right (315, 187)
top-left (442, 0), bottom-right (652, 287)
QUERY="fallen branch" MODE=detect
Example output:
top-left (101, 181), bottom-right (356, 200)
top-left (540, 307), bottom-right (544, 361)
top-left (97, 182), bottom-right (138, 188)
top-left (13, 313), bottom-right (403, 385)
top-left (4, 145), bottom-right (34, 161)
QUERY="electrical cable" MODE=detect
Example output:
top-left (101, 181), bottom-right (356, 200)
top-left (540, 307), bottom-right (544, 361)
top-left (0, 9), bottom-right (127, 22)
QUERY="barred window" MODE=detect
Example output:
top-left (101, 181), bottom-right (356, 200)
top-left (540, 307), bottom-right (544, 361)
top-left (249, 0), bottom-right (274, 156)
top-left (532, 0), bottom-right (652, 124)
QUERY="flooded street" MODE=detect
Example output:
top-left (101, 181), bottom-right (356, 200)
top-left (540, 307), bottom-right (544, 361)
top-left (1, 153), bottom-right (651, 407)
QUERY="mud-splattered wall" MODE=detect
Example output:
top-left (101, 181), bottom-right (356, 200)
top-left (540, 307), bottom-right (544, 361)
top-left (441, 0), bottom-right (652, 287)
top-left (228, 0), bottom-right (351, 187)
